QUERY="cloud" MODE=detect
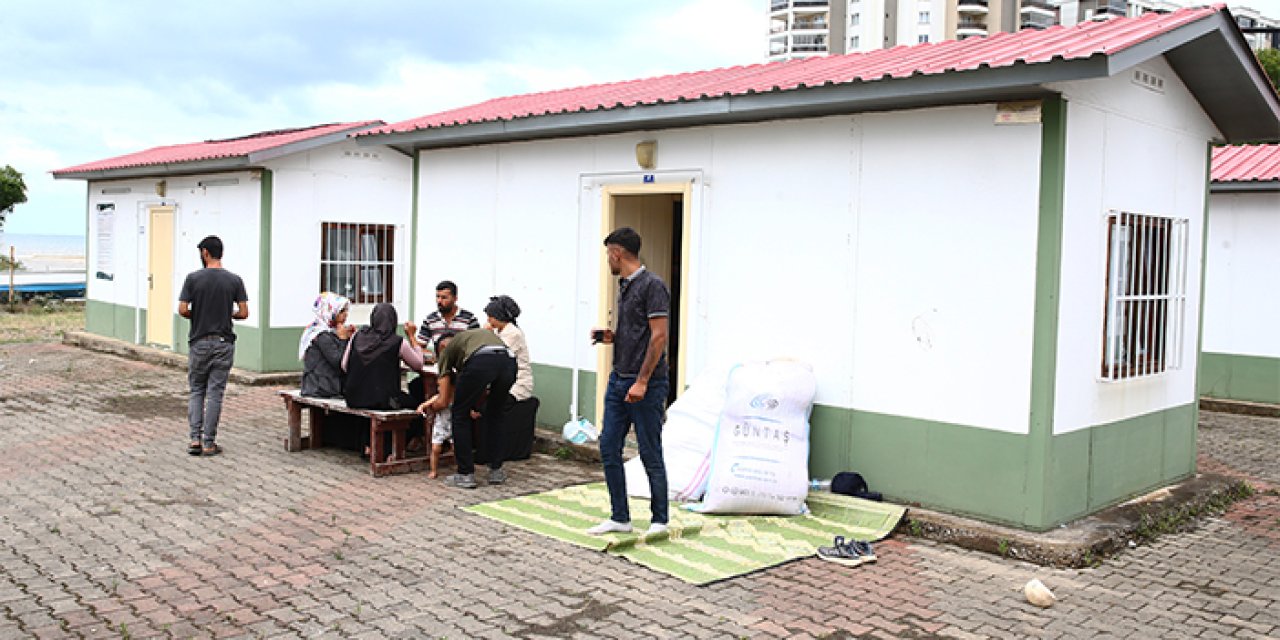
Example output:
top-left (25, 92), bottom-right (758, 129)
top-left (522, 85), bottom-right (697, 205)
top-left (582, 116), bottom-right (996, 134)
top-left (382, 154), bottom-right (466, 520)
top-left (0, 0), bottom-right (763, 235)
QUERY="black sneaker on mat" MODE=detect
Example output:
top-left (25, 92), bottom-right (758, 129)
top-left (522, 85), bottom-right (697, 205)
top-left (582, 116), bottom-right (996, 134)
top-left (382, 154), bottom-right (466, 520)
top-left (816, 536), bottom-right (870, 567)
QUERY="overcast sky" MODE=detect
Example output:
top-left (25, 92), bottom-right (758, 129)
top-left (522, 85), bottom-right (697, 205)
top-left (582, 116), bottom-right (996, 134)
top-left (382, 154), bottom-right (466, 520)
top-left (0, 0), bottom-right (764, 236)
top-left (3, 0), bottom-right (1278, 237)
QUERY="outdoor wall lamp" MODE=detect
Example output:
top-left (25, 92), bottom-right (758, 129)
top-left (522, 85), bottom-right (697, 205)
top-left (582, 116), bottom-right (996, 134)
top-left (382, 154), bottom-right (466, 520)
top-left (635, 140), bottom-right (657, 170)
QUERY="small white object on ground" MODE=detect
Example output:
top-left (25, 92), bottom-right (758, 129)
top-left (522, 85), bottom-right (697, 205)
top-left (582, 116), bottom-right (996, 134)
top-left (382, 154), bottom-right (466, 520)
top-left (1024, 578), bottom-right (1056, 608)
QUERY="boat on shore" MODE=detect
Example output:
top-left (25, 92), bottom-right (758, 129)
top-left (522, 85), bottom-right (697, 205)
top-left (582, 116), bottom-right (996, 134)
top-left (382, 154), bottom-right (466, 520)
top-left (4, 269), bottom-right (86, 299)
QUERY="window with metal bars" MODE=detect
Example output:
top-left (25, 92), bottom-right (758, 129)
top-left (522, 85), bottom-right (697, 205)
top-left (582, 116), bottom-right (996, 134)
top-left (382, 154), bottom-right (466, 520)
top-left (1100, 212), bottom-right (1189, 381)
top-left (319, 222), bottom-right (395, 304)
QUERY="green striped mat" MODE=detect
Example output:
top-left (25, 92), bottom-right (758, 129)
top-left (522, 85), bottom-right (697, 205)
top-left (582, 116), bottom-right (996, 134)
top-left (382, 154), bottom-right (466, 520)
top-left (464, 483), bottom-right (906, 584)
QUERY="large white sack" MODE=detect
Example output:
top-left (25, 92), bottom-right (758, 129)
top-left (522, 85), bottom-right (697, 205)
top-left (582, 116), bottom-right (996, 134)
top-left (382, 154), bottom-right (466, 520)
top-left (624, 362), bottom-right (734, 501)
top-left (692, 360), bottom-right (817, 515)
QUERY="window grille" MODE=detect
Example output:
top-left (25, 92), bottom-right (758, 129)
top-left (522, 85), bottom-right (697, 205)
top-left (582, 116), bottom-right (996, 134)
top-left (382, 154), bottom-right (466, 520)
top-left (319, 222), bottom-right (395, 304)
top-left (1100, 212), bottom-right (1189, 381)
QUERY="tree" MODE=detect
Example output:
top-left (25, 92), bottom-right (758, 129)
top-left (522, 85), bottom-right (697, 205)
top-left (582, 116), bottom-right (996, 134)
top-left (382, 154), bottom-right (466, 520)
top-left (1259, 48), bottom-right (1280, 93)
top-left (0, 165), bottom-right (28, 232)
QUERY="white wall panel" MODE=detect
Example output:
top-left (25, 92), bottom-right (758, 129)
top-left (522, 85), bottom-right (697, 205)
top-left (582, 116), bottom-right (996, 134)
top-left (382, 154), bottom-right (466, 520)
top-left (85, 171), bottom-right (261, 329)
top-left (266, 141), bottom-right (412, 327)
top-left (851, 105), bottom-right (1042, 434)
top-left (1204, 191), bottom-right (1280, 358)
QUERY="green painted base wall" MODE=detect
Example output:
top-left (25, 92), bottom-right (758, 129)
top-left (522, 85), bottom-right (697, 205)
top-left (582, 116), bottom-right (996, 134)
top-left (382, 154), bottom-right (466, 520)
top-left (530, 363), bottom-right (597, 427)
top-left (809, 407), bottom-right (1034, 525)
top-left (530, 361), bottom-right (1195, 530)
top-left (1046, 403), bottom-right (1196, 525)
top-left (84, 299), bottom-right (305, 372)
top-left (86, 299), bottom-right (144, 343)
top-left (805, 402), bottom-right (1195, 530)
top-left (1199, 352), bottom-right (1280, 405)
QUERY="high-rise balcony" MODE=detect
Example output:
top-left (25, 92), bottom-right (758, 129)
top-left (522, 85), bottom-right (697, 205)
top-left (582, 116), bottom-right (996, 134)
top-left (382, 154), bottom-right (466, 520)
top-left (791, 34), bottom-right (828, 52)
top-left (957, 0), bottom-right (990, 14)
top-left (771, 0), bottom-right (789, 11)
top-left (1021, 12), bottom-right (1057, 28)
top-left (1020, 0), bottom-right (1057, 15)
top-left (793, 0), bottom-right (830, 7)
top-left (956, 18), bottom-right (989, 36)
top-left (1096, 0), bottom-right (1127, 17)
top-left (792, 19), bottom-right (829, 30)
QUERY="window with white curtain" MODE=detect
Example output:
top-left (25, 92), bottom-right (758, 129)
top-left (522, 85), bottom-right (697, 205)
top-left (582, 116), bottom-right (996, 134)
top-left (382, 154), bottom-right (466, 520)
top-left (319, 222), bottom-right (395, 304)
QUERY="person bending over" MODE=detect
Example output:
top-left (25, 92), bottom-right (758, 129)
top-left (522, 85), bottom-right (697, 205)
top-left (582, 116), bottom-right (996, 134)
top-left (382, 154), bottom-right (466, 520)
top-left (418, 328), bottom-right (515, 489)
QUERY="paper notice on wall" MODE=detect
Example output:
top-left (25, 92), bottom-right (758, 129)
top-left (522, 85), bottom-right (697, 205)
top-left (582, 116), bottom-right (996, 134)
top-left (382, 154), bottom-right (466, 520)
top-left (995, 100), bottom-right (1043, 125)
top-left (95, 203), bottom-right (114, 281)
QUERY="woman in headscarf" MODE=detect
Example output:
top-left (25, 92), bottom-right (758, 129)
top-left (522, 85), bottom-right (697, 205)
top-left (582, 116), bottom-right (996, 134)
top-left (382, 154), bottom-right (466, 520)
top-left (342, 303), bottom-right (425, 410)
top-left (485, 295), bottom-right (533, 403)
top-left (299, 292), bottom-right (352, 399)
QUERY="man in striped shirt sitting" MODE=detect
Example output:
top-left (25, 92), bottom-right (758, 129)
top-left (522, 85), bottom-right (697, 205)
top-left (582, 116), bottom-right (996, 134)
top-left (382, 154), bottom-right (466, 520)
top-left (416, 280), bottom-right (480, 363)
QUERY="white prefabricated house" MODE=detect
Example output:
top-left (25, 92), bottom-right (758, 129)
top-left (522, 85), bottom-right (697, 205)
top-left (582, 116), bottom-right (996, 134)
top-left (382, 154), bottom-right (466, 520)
top-left (53, 122), bottom-right (414, 372)
top-left (1202, 144), bottom-right (1280, 405)
top-left (358, 7), bottom-right (1280, 529)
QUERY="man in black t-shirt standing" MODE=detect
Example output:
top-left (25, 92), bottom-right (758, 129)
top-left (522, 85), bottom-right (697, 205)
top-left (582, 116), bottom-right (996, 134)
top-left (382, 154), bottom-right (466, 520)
top-left (178, 236), bottom-right (249, 456)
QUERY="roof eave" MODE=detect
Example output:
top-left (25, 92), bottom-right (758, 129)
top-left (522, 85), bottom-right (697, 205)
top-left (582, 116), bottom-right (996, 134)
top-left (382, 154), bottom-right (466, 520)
top-left (357, 56), bottom-right (1111, 153)
top-left (52, 156), bottom-right (254, 181)
top-left (1210, 179), bottom-right (1280, 192)
top-left (246, 122), bottom-right (383, 164)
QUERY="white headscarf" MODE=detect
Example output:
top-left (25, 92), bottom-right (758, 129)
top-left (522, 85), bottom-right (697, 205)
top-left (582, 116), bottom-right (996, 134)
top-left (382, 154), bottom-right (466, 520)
top-left (298, 292), bottom-right (349, 360)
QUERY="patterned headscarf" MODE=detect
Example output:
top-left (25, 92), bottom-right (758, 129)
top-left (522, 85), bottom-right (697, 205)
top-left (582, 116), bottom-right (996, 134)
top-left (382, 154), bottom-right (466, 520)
top-left (298, 292), bottom-right (350, 360)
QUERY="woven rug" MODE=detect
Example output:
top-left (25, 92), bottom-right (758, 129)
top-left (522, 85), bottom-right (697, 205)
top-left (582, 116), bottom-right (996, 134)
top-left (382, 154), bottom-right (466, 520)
top-left (464, 482), bottom-right (906, 584)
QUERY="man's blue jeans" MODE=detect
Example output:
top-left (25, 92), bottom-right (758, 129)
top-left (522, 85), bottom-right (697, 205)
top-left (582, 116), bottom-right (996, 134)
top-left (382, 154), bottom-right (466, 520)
top-left (188, 338), bottom-right (235, 446)
top-left (599, 372), bottom-right (669, 525)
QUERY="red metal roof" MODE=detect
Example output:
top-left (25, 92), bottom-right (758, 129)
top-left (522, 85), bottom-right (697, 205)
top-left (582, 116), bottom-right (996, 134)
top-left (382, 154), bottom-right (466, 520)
top-left (54, 121), bottom-right (382, 176)
top-left (1212, 144), bottom-right (1280, 182)
top-left (364, 6), bottom-right (1223, 137)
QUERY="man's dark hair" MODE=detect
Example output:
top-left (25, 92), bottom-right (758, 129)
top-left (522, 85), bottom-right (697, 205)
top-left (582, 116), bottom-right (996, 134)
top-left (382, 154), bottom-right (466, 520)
top-left (603, 227), bottom-right (641, 257)
top-left (435, 280), bottom-right (458, 296)
top-left (433, 330), bottom-right (456, 355)
top-left (197, 235), bottom-right (224, 259)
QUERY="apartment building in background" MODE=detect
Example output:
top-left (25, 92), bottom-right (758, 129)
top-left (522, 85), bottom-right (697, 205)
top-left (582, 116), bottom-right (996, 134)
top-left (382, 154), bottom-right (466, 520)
top-left (768, 0), bottom-right (1278, 59)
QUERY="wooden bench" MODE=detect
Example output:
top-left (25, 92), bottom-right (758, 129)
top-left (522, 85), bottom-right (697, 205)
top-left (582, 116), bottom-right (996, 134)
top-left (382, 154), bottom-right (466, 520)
top-left (279, 390), bottom-right (444, 477)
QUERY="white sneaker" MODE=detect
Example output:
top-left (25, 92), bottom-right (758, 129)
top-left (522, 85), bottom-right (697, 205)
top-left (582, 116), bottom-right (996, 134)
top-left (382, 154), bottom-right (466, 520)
top-left (645, 523), bottom-right (669, 536)
top-left (586, 519), bottom-right (632, 535)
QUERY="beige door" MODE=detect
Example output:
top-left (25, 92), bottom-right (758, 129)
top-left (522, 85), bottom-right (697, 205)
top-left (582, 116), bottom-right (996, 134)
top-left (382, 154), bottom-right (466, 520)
top-left (595, 184), bottom-right (690, 421)
top-left (146, 206), bottom-right (175, 348)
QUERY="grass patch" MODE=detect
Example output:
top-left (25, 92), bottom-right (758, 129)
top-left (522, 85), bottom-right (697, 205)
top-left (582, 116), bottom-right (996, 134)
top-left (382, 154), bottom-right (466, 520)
top-left (0, 299), bottom-right (83, 344)
top-left (1132, 480), bottom-right (1255, 544)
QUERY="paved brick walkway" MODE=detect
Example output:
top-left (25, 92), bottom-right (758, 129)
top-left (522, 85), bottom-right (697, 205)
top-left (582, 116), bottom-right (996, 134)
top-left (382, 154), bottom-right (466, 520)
top-left (1, 341), bottom-right (1278, 639)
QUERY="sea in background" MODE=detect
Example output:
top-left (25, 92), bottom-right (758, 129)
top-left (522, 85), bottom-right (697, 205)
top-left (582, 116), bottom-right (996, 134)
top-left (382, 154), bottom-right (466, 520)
top-left (1, 233), bottom-right (87, 272)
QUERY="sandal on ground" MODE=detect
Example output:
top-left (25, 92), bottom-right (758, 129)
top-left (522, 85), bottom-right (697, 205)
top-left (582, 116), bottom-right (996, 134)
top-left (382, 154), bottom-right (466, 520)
top-left (188, 442), bottom-right (203, 456)
top-left (202, 443), bottom-right (223, 456)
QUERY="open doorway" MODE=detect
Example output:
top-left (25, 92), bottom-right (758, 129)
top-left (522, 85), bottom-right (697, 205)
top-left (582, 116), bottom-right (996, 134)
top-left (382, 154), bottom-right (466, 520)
top-left (595, 183), bottom-right (691, 419)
